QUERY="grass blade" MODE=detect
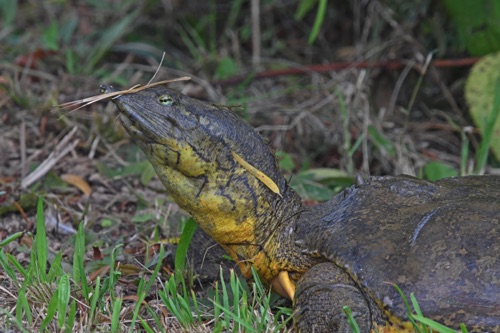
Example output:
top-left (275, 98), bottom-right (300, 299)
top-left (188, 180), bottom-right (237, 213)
top-left (0, 231), bottom-right (23, 247)
top-left (35, 196), bottom-right (47, 283)
top-left (65, 300), bottom-right (77, 333)
top-left (73, 222), bottom-right (89, 301)
top-left (460, 127), bottom-right (471, 176)
top-left (139, 316), bottom-right (154, 333)
top-left (412, 315), bottom-right (466, 333)
top-left (40, 288), bottom-right (59, 332)
top-left (308, 0), bottom-right (327, 44)
top-left (7, 253), bottom-right (27, 279)
top-left (84, 11), bottom-right (139, 73)
top-left (0, 251), bottom-right (18, 282)
top-left (144, 244), bottom-right (164, 294)
top-left (343, 306), bottom-right (360, 333)
top-left (47, 251), bottom-right (63, 282)
top-left (111, 297), bottom-right (123, 333)
top-left (129, 278), bottom-right (146, 331)
top-left (88, 276), bottom-right (101, 324)
top-left (56, 274), bottom-right (71, 328)
top-left (16, 287), bottom-right (31, 326)
top-left (175, 217), bottom-right (197, 281)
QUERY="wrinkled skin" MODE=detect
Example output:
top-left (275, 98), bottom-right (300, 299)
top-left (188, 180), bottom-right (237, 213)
top-left (103, 85), bottom-right (500, 332)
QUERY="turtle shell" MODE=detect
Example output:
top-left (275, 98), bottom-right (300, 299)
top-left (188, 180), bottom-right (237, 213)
top-left (297, 175), bottom-right (500, 329)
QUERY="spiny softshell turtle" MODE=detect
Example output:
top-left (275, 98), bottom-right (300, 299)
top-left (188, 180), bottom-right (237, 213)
top-left (102, 84), bottom-right (500, 332)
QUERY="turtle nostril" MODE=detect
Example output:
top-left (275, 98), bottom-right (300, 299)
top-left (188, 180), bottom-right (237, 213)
top-left (100, 84), bottom-right (116, 94)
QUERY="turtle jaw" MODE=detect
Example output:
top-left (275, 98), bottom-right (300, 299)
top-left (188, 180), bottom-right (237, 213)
top-left (117, 113), bottom-right (152, 144)
top-left (271, 271), bottom-right (296, 300)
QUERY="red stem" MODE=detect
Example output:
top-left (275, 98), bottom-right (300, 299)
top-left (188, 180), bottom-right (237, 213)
top-left (214, 57), bottom-right (480, 86)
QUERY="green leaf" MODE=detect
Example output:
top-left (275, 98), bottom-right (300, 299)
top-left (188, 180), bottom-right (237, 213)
top-left (443, 0), bottom-right (500, 56)
top-left (423, 161), bottom-right (458, 181)
top-left (368, 125), bottom-right (396, 157)
top-left (464, 52), bottom-right (500, 163)
top-left (97, 160), bottom-right (151, 179)
top-left (42, 21), bottom-right (59, 51)
top-left (475, 78), bottom-right (500, 173)
top-left (299, 168), bottom-right (349, 180)
top-left (276, 151), bottom-right (296, 173)
top-left (131, 212), bottom-right (157, 223)
top-left (291, 168), bottom-right (353, 201)
top-left (215, 56), bottom-right (238, 80)
top-left (140, 162), bottom-right (156, 186)
top-left (100, 217), bottom-right (116, 227)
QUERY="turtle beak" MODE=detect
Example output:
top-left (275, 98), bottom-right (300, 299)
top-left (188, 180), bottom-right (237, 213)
top-left (99, 84), bottom-right (151, 143)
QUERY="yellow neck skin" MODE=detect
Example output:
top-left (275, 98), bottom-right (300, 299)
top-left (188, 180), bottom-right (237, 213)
top-left (145, 140), bottom-right (295, 286)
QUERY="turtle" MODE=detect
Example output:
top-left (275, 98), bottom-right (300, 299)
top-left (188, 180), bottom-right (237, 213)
top-left (101, 84), bottom-right (500, 332)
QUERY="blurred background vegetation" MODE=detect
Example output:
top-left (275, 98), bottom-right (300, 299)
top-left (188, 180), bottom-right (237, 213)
top-left (0, 0), bottom-right (499, 331)
top-left (2, 0), bottom-right (499, 187)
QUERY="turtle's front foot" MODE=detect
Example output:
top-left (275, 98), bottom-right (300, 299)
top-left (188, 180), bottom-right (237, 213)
top-left (293, 262), bottom-right (384, 333)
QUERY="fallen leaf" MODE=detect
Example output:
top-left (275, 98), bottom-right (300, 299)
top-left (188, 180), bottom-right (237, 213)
top-left (61, 174), bottom-right (92, 196)
top-left (89, 265), bottom-right (110, 282)
top-left (92, 246), bottom-right (104, 260)
top-left (116, 263), bottom-right (142, 275)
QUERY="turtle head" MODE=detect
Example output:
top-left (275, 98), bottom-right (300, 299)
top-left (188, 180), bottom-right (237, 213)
top-left (102, 85), bottom-right (302, 285)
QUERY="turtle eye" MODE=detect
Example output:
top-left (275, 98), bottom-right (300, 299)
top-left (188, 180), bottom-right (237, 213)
top-left (158, 94), bottom-right (174, 106)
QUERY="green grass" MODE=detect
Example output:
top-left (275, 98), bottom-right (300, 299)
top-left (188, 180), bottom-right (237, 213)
top-left (0, 197), bottom-right (293, 332)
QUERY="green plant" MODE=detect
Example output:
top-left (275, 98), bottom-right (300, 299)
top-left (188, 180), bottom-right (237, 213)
top-left (343, 284), bottom-right (472, 332)
top-left (0, 197), bottom-right (77, 332)
top-left (443, 0), bottom-right (500, 56)
top-left (0, 196), bottom-right (165, 332)
top-left (465, 52), bottom-right (500, 173)
top-left (394, 284), bottom-right (469, 333)
top-left (295, 0), bottom-right (328, 44)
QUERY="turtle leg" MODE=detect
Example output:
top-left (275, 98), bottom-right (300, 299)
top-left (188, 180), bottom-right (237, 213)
top-left (293, 262), bottom-right (384, 333)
